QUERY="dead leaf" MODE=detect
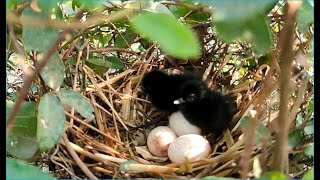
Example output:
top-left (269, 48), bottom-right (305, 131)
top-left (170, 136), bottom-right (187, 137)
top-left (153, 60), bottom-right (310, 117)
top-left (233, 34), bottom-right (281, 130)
top-left (30, 1), bottom-right (42, 12)
top-left (104, 128), bottom-right (117, 148)
top-left (135, 146), bottom-right (168, 162)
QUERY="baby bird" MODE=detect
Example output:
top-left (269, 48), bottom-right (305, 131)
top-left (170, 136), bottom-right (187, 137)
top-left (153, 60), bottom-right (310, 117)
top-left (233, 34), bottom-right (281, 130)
top-left (141, 70), bottom-right (235, 139)
top-left (174, 79), bottom-right (235, 138)
top-left (141, 70), bottom-right (202, 113)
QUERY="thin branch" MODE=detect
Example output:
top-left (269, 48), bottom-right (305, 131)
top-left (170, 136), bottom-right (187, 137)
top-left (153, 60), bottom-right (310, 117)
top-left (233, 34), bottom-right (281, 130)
top-left (7, 32), bottom-right (67, 134)
top-left (89, 48), bottom-right (138, 55)
top-left (62, 134), bottom-right (98, 179)
top-left (7, 8), bottom-right (134, 30)
top-left (6, 10), bottom-right (86, 135)
top-left (271, 1), bottom-right (302, 173)
top-left (161, 1), bottom-right (211, 15)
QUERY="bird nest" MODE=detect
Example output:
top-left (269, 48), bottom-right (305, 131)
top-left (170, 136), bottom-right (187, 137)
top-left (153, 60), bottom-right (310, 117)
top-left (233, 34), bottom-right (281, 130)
top-left (42, 43), bottom-right (300, 179)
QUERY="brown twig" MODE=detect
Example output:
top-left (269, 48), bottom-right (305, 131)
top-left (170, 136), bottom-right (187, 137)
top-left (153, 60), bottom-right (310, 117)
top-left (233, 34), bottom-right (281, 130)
top-left (271, 1), bottom-right (302, 173)
top-left (89, 48), bottom-right (137, 55)
top-left (62, 134), bottom-right (98, 179)
top-left (7, 8), bottom-right (134, 30)
top-left (6, 8), bottom-right (87, 135)
top-left (6, 32), bottom-right (68, 134)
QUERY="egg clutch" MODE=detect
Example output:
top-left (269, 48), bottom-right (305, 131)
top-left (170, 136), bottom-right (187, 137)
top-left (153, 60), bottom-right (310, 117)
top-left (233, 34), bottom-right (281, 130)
top-left (141, 70), bottom-right (235, 163)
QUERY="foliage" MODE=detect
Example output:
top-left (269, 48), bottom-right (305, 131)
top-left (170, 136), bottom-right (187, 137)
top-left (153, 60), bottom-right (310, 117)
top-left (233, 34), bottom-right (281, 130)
top-left (7, 157), bottom-right (54, 179)
top-left (6, 0), bottom-right (313, 179)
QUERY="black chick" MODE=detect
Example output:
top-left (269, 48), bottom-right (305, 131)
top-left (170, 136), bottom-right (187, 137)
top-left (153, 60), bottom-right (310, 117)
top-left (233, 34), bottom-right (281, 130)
top-left (141, 70), bottom-right (202, 113)
top-left (174, 79), bottom-right (236, 138)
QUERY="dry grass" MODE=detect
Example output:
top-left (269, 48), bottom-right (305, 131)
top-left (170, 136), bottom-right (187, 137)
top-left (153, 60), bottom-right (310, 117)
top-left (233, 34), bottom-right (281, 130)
top-left (6, 1), bottom-right (313, 179)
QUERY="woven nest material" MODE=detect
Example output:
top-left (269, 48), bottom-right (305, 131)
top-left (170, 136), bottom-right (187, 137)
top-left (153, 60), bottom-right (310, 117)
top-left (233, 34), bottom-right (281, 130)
top-left (47, 41), bottom-right (302, 179)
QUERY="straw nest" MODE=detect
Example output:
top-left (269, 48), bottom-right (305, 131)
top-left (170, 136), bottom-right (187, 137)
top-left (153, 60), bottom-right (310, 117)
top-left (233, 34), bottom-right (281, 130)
top-left (43, 15), bottom-right (313, 180)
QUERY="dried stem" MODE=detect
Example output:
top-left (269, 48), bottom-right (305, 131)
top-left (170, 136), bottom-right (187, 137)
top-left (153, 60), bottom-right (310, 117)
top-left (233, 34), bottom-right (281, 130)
top-left (271, 1), bottom-right (302, 172)
top-left (62, 134), bottom-right (98, 179)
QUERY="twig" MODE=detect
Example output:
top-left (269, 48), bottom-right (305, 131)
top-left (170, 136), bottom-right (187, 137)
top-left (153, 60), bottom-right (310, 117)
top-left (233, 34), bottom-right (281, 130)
top-left (7, 8), bottom-right (134, 30)
top-left (94, 153), bottom-right (127, 164)
top-left (271, 1), bottom-right (302, 172)
top-left (288, 74), bottom-right (310, 125)
top-left (239, 110), bottom-right (258, 178)
top-left (6, 9), bottom-right (86, 135)
top-left (62, 134), bottom-right (98, 179)
top-left (89, 48), bottom-right (137, 55)
top-left (161, 1), bottom-right (211, 15)
top-left (65, 111), bottom-right (123, 144)
top-left (50, 145), bottom-right (80, 179)
top-left (6, 32), bottom-right (67, 134)
top-left (83, 65), bottom-right (129, 131)
top-left (69, 39), bottom-right (89, 125)
top-left (122, 163), bottom-right (179, 174)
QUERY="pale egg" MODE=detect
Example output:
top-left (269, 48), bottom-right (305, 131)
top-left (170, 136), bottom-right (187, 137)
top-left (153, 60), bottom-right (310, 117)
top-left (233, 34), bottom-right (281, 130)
top-left (169, 111), bottom-right (201, 136)
top-left (147, 126), bottom-right (177, 157)
top-left (168, 134), bottom-right (211, 163)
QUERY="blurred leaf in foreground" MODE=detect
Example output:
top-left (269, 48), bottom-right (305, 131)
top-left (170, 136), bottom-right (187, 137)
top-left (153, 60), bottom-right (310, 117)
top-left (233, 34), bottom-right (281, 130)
top-left (131, 12), bottom-right (201, 59)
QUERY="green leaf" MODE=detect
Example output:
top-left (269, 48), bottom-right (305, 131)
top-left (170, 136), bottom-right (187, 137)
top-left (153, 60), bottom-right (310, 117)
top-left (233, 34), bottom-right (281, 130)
top-left (86, 57), bottom-right (124, 75)
top-left (7, 0), bottom-right (24, 10)
top-left (107, 56), bottom-right (125, 69)
top-left (86, 61), bottom-right (109, 75)
top-left (79, 0), bottom-right (104, 10)
top-left (57, 88), bottom-right (94, 119)
top-left (304, 123), bottom-right (313, 135)
top-left (209, 1), bottom-right (276, 54)
top-left (21, 7), bottom-right (60, 52)
top-left (7, 157), bottom-right (54, 179)
top-left (240, 116), bottom-right (270, 145)
top-left (302, 167), bottom-right (314, 180)
top-left (309, 97), bottom-right (314, 112)
top-left (288, 130), bottom-right (303, 148)
top-left (171, 5), bottom-right (210, 22)
top-left (255, 123), bottom-right (269, 145)
top-left (297, 1), bottom-right (314, 33)
top-left (114, 28), bottom-right (135, 48)
top-left (38, 0), bottom-right (63, 20)
top-left (131, 12), bottom-right (201, 59)
top-left (38, 52), bottom-right (65, 89)
top-left (7, 100), bottom-right (39, 160)
top-left (100, 34), bottom-right (112, 47)
top-left (124, 1), bottom-right (174, 16)
top-left (72, 0), bottom-right (82, 10)
top-left (240, 116), bottom-right (250, 126)
top-left (304, 143), bottom-right (314, 156)
top-left (37, 93), bottom-right (66, 151)
top-left (261, 171), bottom-right (287, 180)
top-left (295, 113), bottom-right (304, 127)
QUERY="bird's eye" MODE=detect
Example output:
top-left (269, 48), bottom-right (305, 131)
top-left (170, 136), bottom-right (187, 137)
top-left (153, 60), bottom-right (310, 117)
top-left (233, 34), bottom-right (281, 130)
top-left (186, 94), bottom-right (197, 102)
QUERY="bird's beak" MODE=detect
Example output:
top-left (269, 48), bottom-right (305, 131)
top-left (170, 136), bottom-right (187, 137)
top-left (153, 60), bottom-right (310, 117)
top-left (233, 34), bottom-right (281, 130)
top-left (173, 98), bottom-right (185, 105)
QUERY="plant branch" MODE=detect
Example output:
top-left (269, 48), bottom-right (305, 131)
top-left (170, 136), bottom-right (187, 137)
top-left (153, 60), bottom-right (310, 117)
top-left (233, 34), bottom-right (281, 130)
top-left (7, 8), bottom-right (134, 30)
top-left (6, 32), bottom-right (68, 135)
top-left (161, 1), bottom-right (211, 15)
top-left (62, 134), bottom-right (98, 179)
top-left (271, 1), bottom-right (302, 172)
top-left (6, 10), bottom-right (86, 135)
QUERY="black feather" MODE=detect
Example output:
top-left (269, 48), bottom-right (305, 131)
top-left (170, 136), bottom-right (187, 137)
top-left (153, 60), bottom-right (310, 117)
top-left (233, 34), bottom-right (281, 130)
top-left (141, 70), bottom-right (236, 140)
top-left (177, 79), bottom-right (236, 137)
top-left (141, 70), bottom-right (201, 113)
